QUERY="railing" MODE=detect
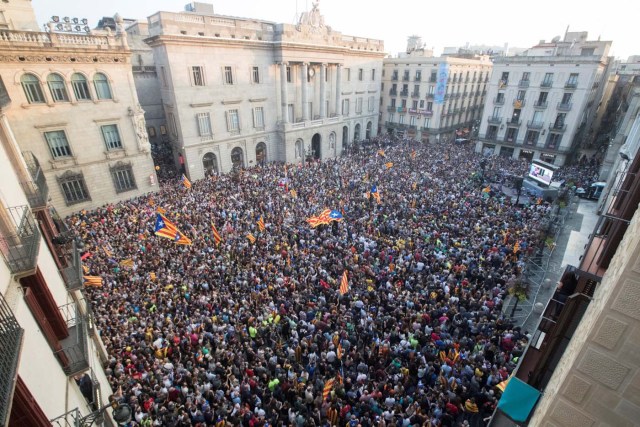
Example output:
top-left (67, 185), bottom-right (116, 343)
top-left (506, 119), bottom-right (521, 126)
top-left (540, 80), bottom-right (553, 88)
top-left (513, 99), bottom-right (526, 107)
top-left (549, 123), bottom-right (567, 132)
top-left (0, 293), bottom-right (24, 427)
top-left (399, 90), bottom-right (409, 97)
top-left (402, 75), bottom-right (410, 81)
top-left (414, 75), bottom-right (421, 82)
top-left (564, 82), bottom-right (578, 89)
top-left (518, 80), bottom-right (530, 88)
top-left (387, 106), bottom-right (396, 112)
top-left (411, 91), bottom-right (420, 98)
top-left (487, 116), bottom-right (502, 125)
top-left (0, 205), bottom-right (40, 275)
top-left (429, 77), bottom-right (437, 83)
top-left (389, 89), bottom-right (397, 96)
top-left (0, 29), bottom-right (115, 49)
top-left (391, 75), bottom-right (398, 81)
top-left (534, 100), bottom-right (548, 109)
top-left (557, 102), bottom-right (573, 111)
top-left (131, 65), bottom-right (157, 73)
top-left (426, 93), bottom-right (434, 99)
top-left (483, 133), bottom-right (498, 141)
top-left (493, 97), bottom-right (505, 105)
top-left (61, 241), bottom-right (83, 291)
top-left (20, 151), bottom-right (49, 211)
top-left (55, 302), bottom-right (89, 376)
top-left (527, 120), bottom-right (544, 129)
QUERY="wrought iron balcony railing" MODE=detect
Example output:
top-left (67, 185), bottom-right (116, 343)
top-left (518, 80), bottom-right (530, 88)
top-left (20, 151), bottom-right (49, 211)
top-left (0, 293), bottom-right (24, 427)
top-left (55, 302), bottom-right (89, 376)
top-left (564, 81), bottom-right (578, 89)
top-left (549, 123), bottom-right (567, 132)
top-left (557, 102), bottom-right (573, 111)
top-left (493, 97), bottom-right (505, 105)
top-left (527, 120), bottom-right (544, 129)
top-left (0, 205), bottom-right (40, 275)
top-left (487, 116), bottom-right (502, 125)
top-left (411, 91), bottom-right (420, 98)
top-left (540, 80), bottom-right (553, 88)
top-left (534, 100), bottom-right (548, 109)
top-left (61, 240), bottom-right (83, 291)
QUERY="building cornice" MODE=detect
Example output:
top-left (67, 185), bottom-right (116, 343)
top-left (0, 52), bottom-right (130, 64)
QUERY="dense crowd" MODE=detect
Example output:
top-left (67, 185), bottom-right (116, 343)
top-left (72, 140), bottom-right (572, 426)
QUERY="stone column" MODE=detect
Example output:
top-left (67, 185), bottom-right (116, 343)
top-left (280, 62), bottom-right (289, 123)
top-left (301, 63), bottom-right (309, 121)
top-left (335, 64), bottom-right (342, 117)
top-left (320, 63), bottom-right (327, 118)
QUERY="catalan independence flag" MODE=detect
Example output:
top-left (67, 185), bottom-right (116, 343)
top-left (290, 189), bottom-right (297, 198)
top-left (246, 233), bottom-right (256, 244)
top-left (370, 185), bottom-right (381, 204)
top-left (377, 149), bottom-right (386, 158)
top-left (513, 241), bottom-right (520, 254)
top-left (411, 150), bottom-right (417, 160)
top-left (182, 174), bottom-right (192, 189)
top-left (323, 378), bottom-right (335, 401)
top-left (257, 216), bottom-right (265, 232)
top-left (83, 276), bottom-right (103, 287)
top-left (119, 258), bottom-right (134, 269)
top-left (385, 162), bottom-right (394, 169)
top-left (154, 213), bottom-right (192, 245)
top-left (306, 209), bottom-right (332, 228)
top-left (211, 223), bottom-right (222, 245)
top-left (339, 271), bottom-right (349, 295)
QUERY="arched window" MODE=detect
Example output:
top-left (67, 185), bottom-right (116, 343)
top-left (71, 73), bottom-right (91, 101)
top-left (202, 152), bottom-right (218, 175)
top-left (230, 147), bottom-right (244, 168)
top-left (93, 73), bottom-right (112, 100)
top-left (255, 142), bottom-right (267, 164)
top-left (21, 73), bottom-right (45, 104)
top-left (295, 139), bottom-right (304, 159)
top-left (47, 73), bottom-right (69, 102)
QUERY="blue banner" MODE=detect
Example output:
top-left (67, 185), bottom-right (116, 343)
top-left (434, 63), bottom-right (449, 104)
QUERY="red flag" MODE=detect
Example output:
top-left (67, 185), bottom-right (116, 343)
top-left (319, 279), bottom-right (330, 289)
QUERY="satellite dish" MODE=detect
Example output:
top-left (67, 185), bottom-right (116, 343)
top-left (551, 36), bottom-right (561, 43)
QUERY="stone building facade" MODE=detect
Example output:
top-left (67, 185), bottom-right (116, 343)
top-left (144, 2), bottom-right (384, 179)
top-left (0, 2), bottom-right (157, 217)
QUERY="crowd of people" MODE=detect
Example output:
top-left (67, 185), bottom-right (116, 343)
top-left (71, 139), bottom-right (580, 426)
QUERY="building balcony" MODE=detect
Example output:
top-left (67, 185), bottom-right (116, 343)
top-left (411, 91), bottom-right (420, 98)
top-left (462, 92), bottom-right (468, 97)
top-left (55, 302), bottom-right (89, 376)
top-left (506, 119), bottom-right (521, 127)
top-left (387, 106), bottom-right (396, 112)
top-left (426, 93), bottom-right (435, 99)
top-left (391, 75), bottom-right (398, 81)
top-left (389, 89), bottom-right (397, 96)
top-left (540, 80), bottom-right (553, 88)
top-left (487, 116), bottom-right (502, 125)
top-left (61, 240), bottom-right (83, 292)
top-left (0, 293), bottom-right (24, 427)
top-left (534, 100), bottom-right (548, 109)
top-left (414, 75), bottom-right (422, 82)
top-left (564, 81), bottom-right (578, 89)
top-left (402, 75), bottom-right (410, 81)
top-left (429, 77), bottom-right (437, 83)
top-left (527, 120), bottom-right (544, 129)
top-left (399, 90), bottom-right (409, 97)
top-left (482, 133), bottom-right (498, 141)
top-left (0, 205), bottom-right (40, 276)
top-left (493, 97), bottom-right (505, 105)
top-left (518, 80), bottom-right (530, 88)
top-left (513, 99), bottom-right (525, 108)
top-left (557, 102), bottom-right (573, 111)
top-left (549, 123), bottom-right (567, 132)
top-left (20, 151), bottom-right (49, 211)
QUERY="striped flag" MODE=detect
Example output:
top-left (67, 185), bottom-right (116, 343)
top-left (306, 209), bottom-right (332, 228)
top-left (385, 162), bottom-right (394, 169)
top-left (323, 378), bottom-right (335, 401)
top-left (513, 241), bottom-right (520, 254)
top-left (83, 276), bottom-right (103, 287)
top-left (496, 378), bottom-right (510, 393)
top-left (411, 150), bottom-right (417, 160)
top-left (149, 272), bottom-right (157, 281)
top-left (119, 259), bottom-right (134, 268)
top-left (246, 233), bottom-right (256, 244)
top-left (257, 216), bottom-right (265, 232)
top-left (339, 271), bottom-right (349, 295)
top-left (412, 182), bottom-right (417, 190)
top-left (370, 185), bottom-right (381, 204)
top-left (82, 265), bottom-right (89, 274)
top-left (182, 174), bottom-right (192, 189)
top-left (377, 149), bottom-right (386, 157)
top-left (154, 213), bottom-right (192, 245)
top-left (337, 343), bottom-right (343, 359)
top-left (148, 198), bottom-right (155, 207)
top-left (102, 244), bottom-right (113, 257)
top-left (290, 189), bottom-right (297, 198)
top-left (211, 223), bottom-right (222, 245)
top-left (156, 207), bottom-right (166, 214)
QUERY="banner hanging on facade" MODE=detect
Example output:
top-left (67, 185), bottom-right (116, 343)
top-left (434, 62), bottom-right (449, 104)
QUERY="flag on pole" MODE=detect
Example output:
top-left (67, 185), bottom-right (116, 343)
top-left (182, 174), bottom-right (192, 189)
top-left (82, 265), bottom-right (89, 274)
top-left (156, 207), bottom-right (166, 214)
top-left (306, 209), bottom-right (332, 228)
top-left (329, 210), bottom-right (343, 222)
top-left (370, 185), bottom-right (381, 204)
top-left (83, 276), bottom-right (103, 287)
top-left (154, 213), bottom-right (192, 245)
top-left (211, 223), bottom-right (222, 245)
top-left (323, 378), bottom-right (335, 401)
top-left (246, 233), bottom-right (256, 244)
top-left (257, 216), bottom-right (265, 232)
top-left (339, 271), bottom-right (349, 295)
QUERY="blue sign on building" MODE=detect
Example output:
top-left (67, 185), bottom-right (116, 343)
top-left (434, 63), bottom-right (449, 104)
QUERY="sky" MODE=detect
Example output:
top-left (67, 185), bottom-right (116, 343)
top-left (32, 0), bottom-right (636, 60)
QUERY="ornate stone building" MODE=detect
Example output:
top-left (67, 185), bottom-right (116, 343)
top-left (144, 1), bottom-right (384, 178)
top-left (0, 1), bottom-right (158, 217)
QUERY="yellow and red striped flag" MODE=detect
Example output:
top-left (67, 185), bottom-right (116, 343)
top-left (385, 162), bottom-right (394, 169)
top-left (82, 265), bottom-right (89, 274)
top-left (154, 213), bottom-right (192, 245)
top-left (182, 174), bottom-right (192, 189)
top-left (156, 207), bottom-right (166, 214)
top-left (513, 241), bottom-right (520, 254)
top-left (149, 272), bottom-right (157, 281)
top-left (323, 378), bottom-right (335, 401)
top-left (306, 209), bottom-right (332, 228)
top-left (337, 343), bottom-right (343, 359)
top-left (290, 189), bottom-right (297, 198)
top-left (411, 150), bottom-right (417, 160)
top-left (246, 233), bottom-right (256, 244)
top-left (412, 182), bottom-right (417, 191)
top-left (377, 149), bottom-right (386, 157)
top-left (339, 271), bottom-right (349, 295)
top-left (119, 258), bottom-right (134, 269)
top-left (83, 276), bottom-right (103, 287)
top-left (257, 216), bottom-right (265, 232)
top-left (211, 223), bottom-right (222, 245)
top-left (102, 244), bottom-right (113, 258)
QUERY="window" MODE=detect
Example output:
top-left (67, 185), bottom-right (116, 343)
top-left (516, 90), bottom-right (526, 100)
top-left (492, 106), bottom-right (502, 117)
top-left (226, 109), bottom-right (240, 132)
top-left (71, 73), bottom-right (91, 101)
top-left (224, 66), bottom-right (234, 84)
top-left (160, 66), bottom-right (168, 87)
top-left (392, 70), bottom-right (398, 80)
top-left (59, 171), bottom-right (90, 205)
top-left (567, 73), bottom-right (579, 86)
top-left (389, 113), bottom-right (395, 122)
top-left (371, 69), bottom-right (376, 81)
top-left (424, 118), bottom-right (430, 128)
top-left (538, 91), bottom-right (548, 103)
top-left (525, 130), bottom-right (539, 145)
top-left (390, 99), bottom-right (396, 108)
top-left (93, 73), bottom-right (112, 99)
top-left (542, 72), bottom-right (554, 86)
top-left (147, 126), bottom-right (156, 137)
top-left (345, 68), bottom-right (351, 82)
top-left (168, 112), bottom-right (178, 137)
top-left (428, 86), bottom-right (434, 95)
top-left (287, 104), bottom-right (294, 122)
top-left (368, 96), bottom-right (375, 112)
top-left (356, 98), bottom-right (363, 114)
top-left (342, 99), bottom-right (350, 115)
top-left (253, 107), bottom-right (265, 129)
top-left (101, 124), bottom-right (122, 150)
top-left (522, 72), bottom-right (530, 82)
top-left (21, 73), bottom-right (45, 104)
top-left (561, 93), bottom-right (573, 104)
top-left (427, 101), bottom-right (433, 112)
top-left (500, 72), bottom-right (509, 86)
top-left (44, 130), bottom-right (72, 158)
top-left (532, 111), bottom-right (543, 123)
top-left (554, 113), bottom-right (566, 127)
top-left (430, 71), bottom-right (437, 82)
top-left (286, 66), bottom-right (292, 83)
top-left (196, 112), bottom-right (212, 136)
top-left (160, 125), bottom-right (167, 135)
top-left (410, 116), bottom-right (417, 126)
top-left (110, 162), bottom-right (137, 193)
top-left (412, 100), bottom-right (418, 109)
top-left (252, 66), bottom-right (260, 84)
top-left (415, 70), bottom-right (422, 81)
top-left (192, 66), bottom-right (204, 86)
top-left (401, 99), bottom-right (407, 108)
top-left (547, 133), bottom-right (562, 149)
top-left (399, 115), bottom-right (405, 124)
top-left (358, 68), bottom-right (363, 81)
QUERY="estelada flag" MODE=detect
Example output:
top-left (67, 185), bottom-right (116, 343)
top-left (83, 276), bottom-right (103, 287)
top-left (246, 233), bottom-right (256, 244)
top-left (154, 213), bottom-right (192, 245)
top-left (306, 209), bottom-right (332, 228)
top-left (323, 378), bottom-right (335, 401)
top-left (119, 259), bottom-right (134, 268)
top-left (156, 207), bottom-right (166, 214)
top-left (339, 271), bottom-right (349, 295)
top-left (149, 272), bottom-right (157, 281)
top-left (257, 216), bottom-right (265, 232)
top-left (182, 174), bottom-right (192, 189)
top-left (385, 162), bottom-right (394, 169)
top-left (211, 223), bottom-right (222, 245)
top-left (290, 189), bottom-right (297, 198)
